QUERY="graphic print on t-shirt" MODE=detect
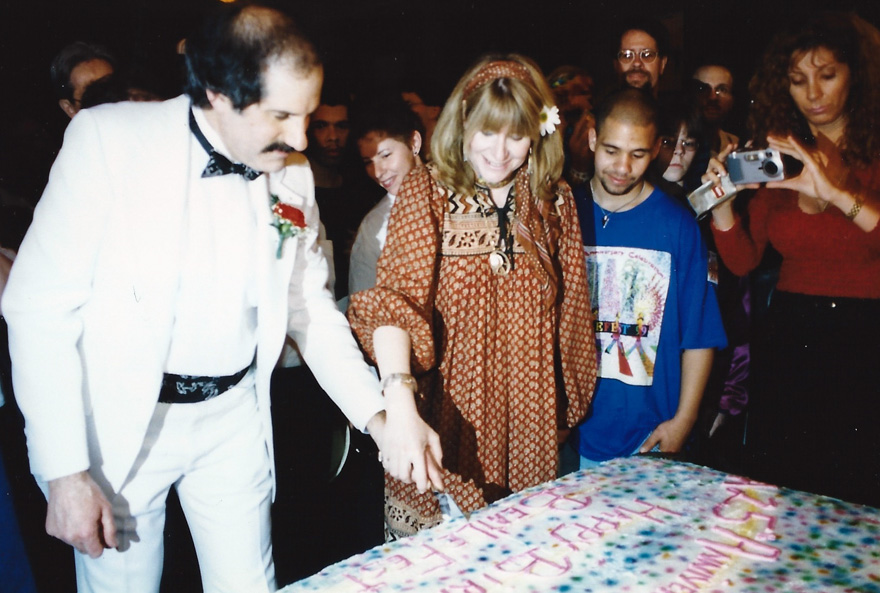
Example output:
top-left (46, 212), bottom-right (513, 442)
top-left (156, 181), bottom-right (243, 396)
top-left (585, 246), bottom-right (671, 386)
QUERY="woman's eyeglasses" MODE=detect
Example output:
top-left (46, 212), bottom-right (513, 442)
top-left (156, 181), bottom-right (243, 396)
top-left (660, 137), bottom-right (698, 152)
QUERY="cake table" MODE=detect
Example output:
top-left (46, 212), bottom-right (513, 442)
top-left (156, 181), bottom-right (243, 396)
top-left (280, 456), bottom-right (880, 592)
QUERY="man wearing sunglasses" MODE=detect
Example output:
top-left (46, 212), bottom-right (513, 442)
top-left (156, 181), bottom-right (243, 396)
top-left (692, 64), bottom-right (739, 156)
top-left (614, 18), bottom-right (670, 97)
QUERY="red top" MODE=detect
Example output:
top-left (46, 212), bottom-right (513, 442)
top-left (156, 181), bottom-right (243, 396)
top-left (711, 163), bottom-right (880, 299)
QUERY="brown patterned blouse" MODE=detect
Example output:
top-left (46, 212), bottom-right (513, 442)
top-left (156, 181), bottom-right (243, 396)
top-left (348, 165), bottom-right (596, 538)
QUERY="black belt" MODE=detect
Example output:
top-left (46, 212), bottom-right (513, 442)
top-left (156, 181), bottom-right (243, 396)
top-left (159, 366), bottom-right (250, 404)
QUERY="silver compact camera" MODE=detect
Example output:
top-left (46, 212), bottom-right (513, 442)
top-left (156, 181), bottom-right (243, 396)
top-left (726, 149), bottom-right (785, 184)
top-left (688, 175), bottom-right (739, 219)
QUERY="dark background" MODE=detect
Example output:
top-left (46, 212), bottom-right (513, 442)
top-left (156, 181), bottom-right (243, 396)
top-left (4, 0), bottom-right (880, 107)
top-left (3, 0), bottom-right (880, 199)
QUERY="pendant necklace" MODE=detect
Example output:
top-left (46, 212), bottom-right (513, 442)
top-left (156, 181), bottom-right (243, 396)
top-left (592, 179), bottom-right (646, 228)
top-left (478, 183), bottom-right (516, 276)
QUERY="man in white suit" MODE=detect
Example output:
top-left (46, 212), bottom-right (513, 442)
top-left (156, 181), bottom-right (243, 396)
top-left (2, 5), bottom-right (442, 592)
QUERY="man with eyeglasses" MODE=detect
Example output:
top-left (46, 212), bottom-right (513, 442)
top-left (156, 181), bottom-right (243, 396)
top-left (683, 64), bottom-right (741, 194)
top-left (614, 18), bottom-right (670, 97)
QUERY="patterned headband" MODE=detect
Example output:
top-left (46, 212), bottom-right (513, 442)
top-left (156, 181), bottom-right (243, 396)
top-left (462, 60), bottom-right (534, 100)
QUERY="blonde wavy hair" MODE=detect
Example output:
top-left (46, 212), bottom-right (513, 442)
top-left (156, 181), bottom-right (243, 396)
top-left (430, 54), bottom-right (564, 202)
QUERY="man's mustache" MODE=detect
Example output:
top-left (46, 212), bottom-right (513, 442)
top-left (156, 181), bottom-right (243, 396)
top-left (263, 143), bottom-right (294, 153)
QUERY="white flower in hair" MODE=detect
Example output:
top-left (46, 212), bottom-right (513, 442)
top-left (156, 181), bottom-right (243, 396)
top-left (539, 105), bottom-right (561, 137)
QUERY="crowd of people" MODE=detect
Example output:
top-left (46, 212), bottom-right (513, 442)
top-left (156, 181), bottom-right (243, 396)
top-left (1, 3), bottom-right (879, 593)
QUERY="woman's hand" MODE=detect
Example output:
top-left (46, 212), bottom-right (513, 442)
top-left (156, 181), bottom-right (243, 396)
top-left (379, 383), bottom-right (444, 493)
top-left (371, 325), bottom-right (444, 492)
top-left (765, 134), bottom-right (844, 206)
top-left (701, 144), bottom-right (745, 230)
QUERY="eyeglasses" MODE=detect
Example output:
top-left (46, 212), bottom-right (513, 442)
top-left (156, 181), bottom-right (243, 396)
top-left (660, 137), bottom-right (698, 151)
top-left (617, 49), bottom-right (660, 64)
top-left (692, 81), bottom-right (732, 98)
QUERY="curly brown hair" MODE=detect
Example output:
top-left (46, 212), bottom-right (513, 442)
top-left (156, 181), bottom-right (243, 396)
top-left (748, 12), bottom-right (880, 166)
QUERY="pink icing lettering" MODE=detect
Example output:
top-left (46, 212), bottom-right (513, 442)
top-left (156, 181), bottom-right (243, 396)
top-left (615, 500), bottom-right (683, 524)
top-left (722, 475), bottom-right (777, 491)
top-left (679, 566), bottom-right (716, 588)
top-left (435, 532), bottom-right (469, 549)
top-left (548, 513), bottom-right (624, 550)
top-left (473, 507), bottom-right (529, 534)
top-left (714, 487), bottom-right (778, 514)
top-left (495, 548), bottom-right (573, 577)
top-left (658, 584), bottom-right (699, 593)
top-left (654, 546), bottom-right (731, 593)
top-left (549, 523), bottom-right (591, 550)
top-left (496, 506), bottom-right (530, 522)
top-left (384, 554), bottom-right (414, 571)
top-left (440, 580), bottom-right (488, 593)
top-left (439, 573), bottom-right (503, 593)
top-left (712, 506), bottom-right (778, 533)
top-left (690, 545), bottom-right (729, 573)
top-left (698, 527), bottom-right (781, 561)
top-left (459, 520), bottom-right (504, 539)
top-left (417, 545), bottom-right (457, 574)
top-left (342, 574), bottom-right (387, 592)
top-left (518, 485), bottom-right (593, 511)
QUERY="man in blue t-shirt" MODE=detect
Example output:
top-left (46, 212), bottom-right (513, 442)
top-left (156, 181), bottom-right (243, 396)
top-left (571, 88), bottom-right (727, 468)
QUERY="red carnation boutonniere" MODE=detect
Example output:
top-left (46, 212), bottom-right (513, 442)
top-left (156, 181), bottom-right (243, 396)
top-left (270, 193), bottom-right (309, 258)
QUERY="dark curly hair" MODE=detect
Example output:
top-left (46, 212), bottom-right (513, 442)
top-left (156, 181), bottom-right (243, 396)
top-left (748, 12), bottom-right (880, 166)
top-left (350, 94), bottom-right (424, 149)
top-left (184, 3), bottom-right (320, 110)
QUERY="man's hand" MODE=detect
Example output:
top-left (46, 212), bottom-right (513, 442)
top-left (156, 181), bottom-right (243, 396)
top-left (378, 385), bottom-right (444, 493)
top-left (640, 414), bottom-right (696, 454)
top-left (46, 471), bottom-right (117, 558)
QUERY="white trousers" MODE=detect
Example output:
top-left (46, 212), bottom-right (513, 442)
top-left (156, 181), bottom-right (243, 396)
top-left (74, 385), bottom-right (275, 593)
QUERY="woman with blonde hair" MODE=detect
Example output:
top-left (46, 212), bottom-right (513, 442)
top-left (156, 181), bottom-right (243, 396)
top-left (348, 54), bottom-right (596, 538)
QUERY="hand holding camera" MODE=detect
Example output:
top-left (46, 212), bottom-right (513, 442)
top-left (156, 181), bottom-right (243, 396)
top-left (694, 138), bottom-right (812, 223)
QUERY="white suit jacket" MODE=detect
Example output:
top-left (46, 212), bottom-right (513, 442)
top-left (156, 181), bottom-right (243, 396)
top-left (2, 95), bottom-right (383, 493)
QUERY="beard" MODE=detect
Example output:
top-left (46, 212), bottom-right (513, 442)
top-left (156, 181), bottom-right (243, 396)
top-left (597, 171), bottom-right (641, 197)
top-left (623, 70), bottom-right (653, 92)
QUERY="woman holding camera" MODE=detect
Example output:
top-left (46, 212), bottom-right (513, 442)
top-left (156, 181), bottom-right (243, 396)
top-left (348, 54), bottom-right (596, 538)
top-left (703, 13), bottom-right (880, 506)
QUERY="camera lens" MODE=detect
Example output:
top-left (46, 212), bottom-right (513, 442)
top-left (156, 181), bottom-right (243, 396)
top-left (762, 160), bottom-right (779, 176)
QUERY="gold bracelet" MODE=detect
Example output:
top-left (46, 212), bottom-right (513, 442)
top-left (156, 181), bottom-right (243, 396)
top-left (845, 195), bottom-right (864, 220)
top-left (381, 372), bottom-right (418, 393)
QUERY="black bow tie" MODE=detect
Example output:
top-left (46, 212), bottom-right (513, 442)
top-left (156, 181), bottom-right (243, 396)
top-left (189, 109), bottom-right (262, 181)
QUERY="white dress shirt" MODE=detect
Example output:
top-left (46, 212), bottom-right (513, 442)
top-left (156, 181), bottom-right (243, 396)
top-left (348, 192), bottom-right (395, 295)
top-left (164, 107), bottom-right (262, 379)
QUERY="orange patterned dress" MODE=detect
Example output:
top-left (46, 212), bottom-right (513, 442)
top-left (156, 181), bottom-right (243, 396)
top-left (348, 165), bottom-right (596, 538)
